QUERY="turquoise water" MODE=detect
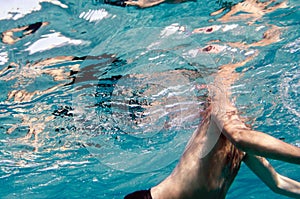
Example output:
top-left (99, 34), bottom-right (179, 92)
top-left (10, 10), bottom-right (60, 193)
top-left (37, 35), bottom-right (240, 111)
top-left (0, 0), bottom-right (299, 198)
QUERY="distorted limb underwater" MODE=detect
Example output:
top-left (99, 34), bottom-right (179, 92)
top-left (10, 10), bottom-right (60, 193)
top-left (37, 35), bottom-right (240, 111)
top-left (2, 52), bottom-right (121, 152)
top-left (125, 33), bottom-right (300, 199)
top-left (209, 54), bottom-right (300, 198)
top-left (125, 54), bottom-right (300, 199)
top-left (211, 0), bottom-right (288, 23)
top-left (1, 22), bottom-right (49, 45)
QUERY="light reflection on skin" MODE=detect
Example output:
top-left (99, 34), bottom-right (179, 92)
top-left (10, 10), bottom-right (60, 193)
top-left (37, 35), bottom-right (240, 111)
top-left (4, 57), bottom-right (78, 152)
top-left (125, 2), bottom-right (300, 198)
top-left (3, 51), bottom-right (118, 152)
top-left (4, 58), bottom-right (80, 103)
top-left (2, 3), bottom-right (299, 197)
top-left (192, 25), bottom-right (221, 34)
top-left (1, 12), bottom-right (283, 153)
top-left (224, 25), bottom-right (283, 49)
top-left (184, 12), bottom-right (284, 150)
top-left (129, 25), bottom-right (283, 138)
top-left (1, 22), bottom-right (49, 45)
top-left (114, 0), bottom-right (288, 21)
top-left (7, 106), bottom-right (54, 153)
top-left (115, 69), bottom-right (206, 131)
top-left (190, 24), bottom-right (282, 55)
top-left (211, 0), bottom-right (288, 23)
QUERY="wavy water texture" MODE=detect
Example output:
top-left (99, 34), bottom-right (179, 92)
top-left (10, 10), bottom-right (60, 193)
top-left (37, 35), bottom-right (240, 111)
top-left (0, 0), bottom-right (299, 198)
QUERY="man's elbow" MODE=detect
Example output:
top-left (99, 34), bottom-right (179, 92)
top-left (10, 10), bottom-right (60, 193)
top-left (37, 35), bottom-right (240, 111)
top-left (223, 126), bottom-right (248, 149)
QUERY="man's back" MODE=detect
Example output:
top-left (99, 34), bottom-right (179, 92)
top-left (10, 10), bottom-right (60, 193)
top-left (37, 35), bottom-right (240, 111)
top-left (150, 109), bottom-right (245, 199)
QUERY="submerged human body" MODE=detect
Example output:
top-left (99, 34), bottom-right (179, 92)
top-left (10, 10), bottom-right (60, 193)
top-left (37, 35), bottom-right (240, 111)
top-left (125, 53), bottom-right (300, 199)
top-left (121, 0), bottom-right (300, 197)
top-left (150, 112), bottom-right (245, 199)
top-left (125, 21), bottom-right (300, 198)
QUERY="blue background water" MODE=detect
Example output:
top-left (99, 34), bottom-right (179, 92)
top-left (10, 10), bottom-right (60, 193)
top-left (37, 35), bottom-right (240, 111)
top-left (0, 0), bottom-right (299, 198)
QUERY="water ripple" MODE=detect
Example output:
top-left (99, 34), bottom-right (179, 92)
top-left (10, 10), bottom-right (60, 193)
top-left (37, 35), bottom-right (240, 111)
top-left (279, 63), bottom-right (300, 118)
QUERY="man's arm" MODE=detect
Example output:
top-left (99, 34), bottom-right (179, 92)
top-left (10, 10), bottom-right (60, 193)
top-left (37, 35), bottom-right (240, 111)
top-left (222, 120), bottom-right (300, 165)
top-left (243, 154), bottom-right (300, 198)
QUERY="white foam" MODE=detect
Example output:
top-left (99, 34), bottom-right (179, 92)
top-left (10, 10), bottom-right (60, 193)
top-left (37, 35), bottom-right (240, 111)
top-left (245, 50), bottom-right (255, 56)
top-left (25, 32), bottom-right (88, 55)
top-left (79, 9), bottom-right (110, 22)
top-left (222, 24), bottom-right (238, 32)
top-left (0, 0), bottom-right (67, 21)
top-left (160, 23), bottom-right (180, 38)
top-left (0, 50), bottom-right (8, 65)
top-left (255, 25), bottom-right (265, 31)
top-left (185, 49), bottom-right (199, 58)
top-left (284, 37), bottom-right (300, 53)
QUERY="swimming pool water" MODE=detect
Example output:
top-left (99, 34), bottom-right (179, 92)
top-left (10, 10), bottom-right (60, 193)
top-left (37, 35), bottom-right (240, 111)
top-left (0, 0), bottom-right (299, 198)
